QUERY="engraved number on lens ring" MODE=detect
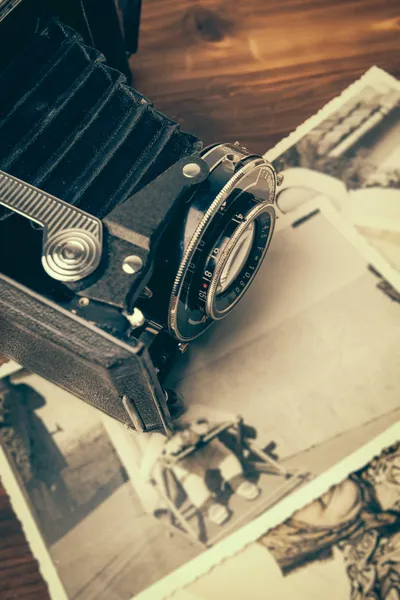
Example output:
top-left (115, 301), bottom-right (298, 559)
top-left (0, 170), bottom-right (102, 282)
top-left (206, 204), bottom-right (275, 320)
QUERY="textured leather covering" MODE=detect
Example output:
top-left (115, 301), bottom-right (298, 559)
top-left (0, 273), bottom-right (169, 430)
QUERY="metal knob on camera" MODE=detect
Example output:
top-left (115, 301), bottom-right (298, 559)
top-left (0, 170), bottom-right (103, 283)
top-left (43, 228), bottom-right (101, 282)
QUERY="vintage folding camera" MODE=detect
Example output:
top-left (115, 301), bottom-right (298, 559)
top-left (0, 0), bottom-right (280, 434)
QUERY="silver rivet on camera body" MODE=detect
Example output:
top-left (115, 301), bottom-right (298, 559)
top-left (122, 255), bottom-right (143, 275)
top-left (276, 173), bottom-right (284, 186)
top-left (222, 152), bottom-right (241, 170)
top-left (78, 297), bottom-right (90, 307)
top-left (182, 163), bottom-right (202, 178)
top-left (178, 342), bottom-right (189, 353)
top-left (125, 307), bottom-right (146, 329)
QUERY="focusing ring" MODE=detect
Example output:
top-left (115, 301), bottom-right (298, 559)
top-left (168, 143), bottom-right (277, 342)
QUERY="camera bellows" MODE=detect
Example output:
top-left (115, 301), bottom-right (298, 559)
top-left (0, 20), bottom-right (201, 221)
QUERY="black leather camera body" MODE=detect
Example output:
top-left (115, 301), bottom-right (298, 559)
top-left (0, 0), bottom-right (279, 434)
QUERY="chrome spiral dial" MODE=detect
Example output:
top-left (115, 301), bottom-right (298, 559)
top-left (0, 169), bottom-right (102, 283)
top-left (42, 228), bottom-right (101, 282)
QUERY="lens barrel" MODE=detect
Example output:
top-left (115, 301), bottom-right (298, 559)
top-left (168, 143), bottom-right (276, 342)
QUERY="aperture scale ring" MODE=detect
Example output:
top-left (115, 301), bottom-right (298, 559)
top-left (205, 202), bottom-right (275, 320)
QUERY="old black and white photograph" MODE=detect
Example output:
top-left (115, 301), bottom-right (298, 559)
top-left (181, 425), bottom-right (400, 600)
top-left (1, 200), bottom-right (400, 599)
top-left (260, 439), bottom-right (400, 599)
top-left (265, 67), bottom-right (400, 284)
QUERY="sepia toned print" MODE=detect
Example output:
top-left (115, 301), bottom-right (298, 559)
top-left (179, 427), bottom-right (400, 600)
top-left (265, 66), bottom-right (400, 289)
top-left (260, 442), bottom-right (400, 599)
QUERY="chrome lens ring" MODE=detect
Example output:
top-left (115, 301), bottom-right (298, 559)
top-left (205, 202), bottom-right (275, 320)
top-left (168, 144), bottom-right (277, 342)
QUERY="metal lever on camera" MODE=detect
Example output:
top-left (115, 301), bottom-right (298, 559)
top-left (0, 157), bottom-right (209, 312)
top-left (0, 170), bottom-right (103, 282)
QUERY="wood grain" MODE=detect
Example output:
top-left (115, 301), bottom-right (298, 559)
top-left (0, 487), bottom-right (49, 599)
top-left (131, 0), bottom-right (400, 153)
top-left (1, 0), bottom-right (399, 597)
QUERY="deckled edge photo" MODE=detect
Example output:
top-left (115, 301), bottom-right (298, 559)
top-left (263, 66), bottom-right (399, 164)
top-left (2, 417), bottom-right (399, 600)
top-left (141, 422), bottom-right (400, 600)
top-left (0, 441), bottom-right (69, 600)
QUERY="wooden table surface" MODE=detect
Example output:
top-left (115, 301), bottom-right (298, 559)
top-left (1, 0), bottom-right (399, 597)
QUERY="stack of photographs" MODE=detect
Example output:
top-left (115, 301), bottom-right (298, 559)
top-left (0, 66), bottom-right (399, 600)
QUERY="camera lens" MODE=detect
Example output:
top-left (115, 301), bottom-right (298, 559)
top-left (216, 221), bottom-right (255, 295)
top-left (204, 201), bottom-right (274, 321)
top-left (168, 143), bottom-right (277, 342)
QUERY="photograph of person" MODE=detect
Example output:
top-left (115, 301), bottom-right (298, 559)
top-left (134, 415), bottom-right (303, 544)
top-left (0, 375), bottom-right (75, 533)
top-left (259, 442), bottom-right (400, 600)
top-left (141, 419), bottom-right (263, 527)
top-left (0, 369), bottom-right (131, 551)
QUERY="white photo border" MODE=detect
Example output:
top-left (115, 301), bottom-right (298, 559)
top-left (264, 66), bottom-right (400, 164)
